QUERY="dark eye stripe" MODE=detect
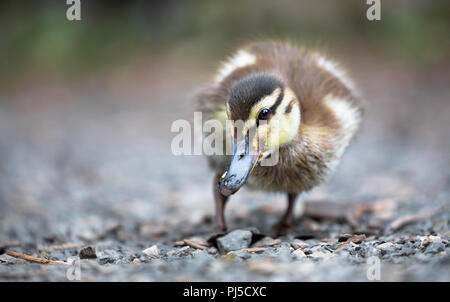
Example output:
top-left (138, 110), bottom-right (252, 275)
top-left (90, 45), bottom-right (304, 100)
top-left (285, 99), bottom-right (295, 113)
top-left (268, 87), bottom-right (284, 113)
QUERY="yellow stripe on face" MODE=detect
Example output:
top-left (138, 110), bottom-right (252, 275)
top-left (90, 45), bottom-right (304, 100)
top-left (253, 87), bottom-right (300, 150)
top-left (248, 88), bottom-right (282, 122)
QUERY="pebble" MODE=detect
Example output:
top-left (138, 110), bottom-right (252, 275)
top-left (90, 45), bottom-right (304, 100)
top-left (376, 242), bottom-right (394, 250)
top-left (142, 245), bottom-right (159, 258)
top-left (167, 246), bottom-right (191, 257)
top-left (395, 238), bottom-right (405, 244)
top-left (399, 247), bottom-right (416, 256)
top-left (292, 248), bottom-right (307, 258)
top-left (167, 245), bottom-right (190, 257)
top-left (425, 242), bottom-right (445, 254)
top-left (421, 235), bottom-right (442, 247)
top-left (228, 250), bottom-right (251, 260)
top-left (173, 240), bottom-right (185, 247)
top-left (291, 239), bottom-right (309, 250)
top-left (206, 247), bottom-right (217, 254)
top-left (79, 246), bottom-right (97, 259)
top-left (309, 250), bottom-right (335, 260)
top-left (98, 249), bottom-right (123, 265)
top-left (345, 234), bottom-right (366, 244)
top-left (216, 230), bottom-right (253, 253)
top-left (252, 236), bottom-right (281, 248)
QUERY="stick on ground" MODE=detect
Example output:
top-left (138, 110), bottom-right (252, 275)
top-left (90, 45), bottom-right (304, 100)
top-left (183, 239), bottom-right (207, 250)
top-left (5, 250), bottom-right (67, 265)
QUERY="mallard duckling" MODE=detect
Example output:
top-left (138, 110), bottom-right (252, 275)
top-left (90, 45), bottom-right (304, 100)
top-left (197, 41), bottom-right (362, 235)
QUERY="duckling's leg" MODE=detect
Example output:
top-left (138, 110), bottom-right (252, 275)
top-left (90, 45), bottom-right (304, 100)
top-left (214, 173), bottom-right (229, 232)
top-left (272, 193), bottom-right (298, 235)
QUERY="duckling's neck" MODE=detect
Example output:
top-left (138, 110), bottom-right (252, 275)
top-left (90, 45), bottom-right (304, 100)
top-left (250, 124), bottom-right (338, 192)
top-left (294, 123), bottom-right (340, 178)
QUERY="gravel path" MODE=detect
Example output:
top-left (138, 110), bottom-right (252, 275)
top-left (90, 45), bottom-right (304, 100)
top-left (0, 62), bottom-right (449, 281)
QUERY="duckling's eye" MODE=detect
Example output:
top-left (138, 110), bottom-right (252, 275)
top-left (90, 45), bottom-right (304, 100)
top-left (258, 108), bottom-right (270, 120)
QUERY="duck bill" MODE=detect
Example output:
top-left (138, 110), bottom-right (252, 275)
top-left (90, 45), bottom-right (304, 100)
top-left (218, 138), bottom-right (260, 196)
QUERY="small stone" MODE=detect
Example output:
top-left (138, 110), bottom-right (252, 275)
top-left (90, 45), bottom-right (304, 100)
top-left (207, 247), bottom-right (218, 254)
top-left (422, 235), bottom-right (442, 247)
top-left (425, 242), bottom-right (445, 254)
top-left (345, 234), bottom-right (366, 244)
top-left (98, 249), bottom-right (122, 265)
top-left (252, 236), bottom-right (281, 248)
top-left (167, 246), bottom-right (190, 257)
top-left (399, 247), bottom-right (416, 256)
top-left (227, 250), bottom-right (251, 260)
top-left (428, 235), bottom-right (441, 242)
top-left (216, 230), bottom-right (253, 253)
top-left (173, 240), bottom-right (185, 247)
top-left (291, 239), bottom-right (309, 250)
top-left (142, 245), bottom-right (159, 258)
top-left (79, 246), bottom-right (97, 259)
top-left (132, 258), bottom-right (141, 264)
top-left (413, 241), bottom-right (422, 248)
top-left (376, 242), bottom-right (394, 250)
top-left (292, 248), bottom-right (306, 258)
top-left (309, 250), bottom-right (335, 260)
top-left (395, 238), bottom-right (405, 244)
top-left (303, 247), bottom-right (313, 255)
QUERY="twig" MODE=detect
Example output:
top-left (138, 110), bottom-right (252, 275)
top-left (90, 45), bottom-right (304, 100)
top-left (5, 250), bottom-right (67, 265)
top-left (386, 208), bottom-right (437, 232)
top-left (386, 214), bottom-right (419, 231)
top-left (183, 239), bottom-right (207, 250)
top-left (242, 247), bottom-right (267, 253)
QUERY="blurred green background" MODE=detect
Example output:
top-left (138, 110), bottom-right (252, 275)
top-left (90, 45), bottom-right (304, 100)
top-left (1, 0), bottom-right (449, 90)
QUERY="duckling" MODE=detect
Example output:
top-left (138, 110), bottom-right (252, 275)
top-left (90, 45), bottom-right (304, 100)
top-left (197, 41), bottom-right (363, 235)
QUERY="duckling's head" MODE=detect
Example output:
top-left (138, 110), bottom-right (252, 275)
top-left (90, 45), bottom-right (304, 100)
top-left (219, 73), bottom-right (301, 196)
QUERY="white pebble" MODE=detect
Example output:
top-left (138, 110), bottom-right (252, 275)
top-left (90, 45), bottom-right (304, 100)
top-left (376, 242), bottom-right (393, 250)
top-left (292, 249), bottom-right (307, 258)
top-left (142, 245), bottom-right (159, 257)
